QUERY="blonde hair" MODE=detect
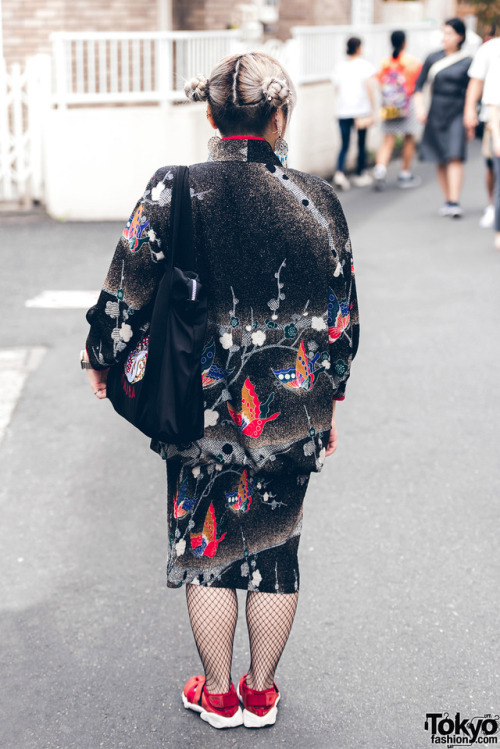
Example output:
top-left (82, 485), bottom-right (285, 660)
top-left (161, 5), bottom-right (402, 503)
top-left (184, 52), bottom-right (296, 135)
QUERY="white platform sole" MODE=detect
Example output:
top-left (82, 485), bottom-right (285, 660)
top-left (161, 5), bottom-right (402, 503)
top-left (182, 692), bottom-right (243, 729)
top-left (236, 686), bottom-right (280, 728)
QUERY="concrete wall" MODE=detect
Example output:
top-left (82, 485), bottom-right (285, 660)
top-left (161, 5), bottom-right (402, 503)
top-left (44, 84), bottom-right (384, 221)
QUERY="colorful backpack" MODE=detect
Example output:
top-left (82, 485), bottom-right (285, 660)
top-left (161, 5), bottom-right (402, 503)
top-left (379, 63), bottom-right (410, 120)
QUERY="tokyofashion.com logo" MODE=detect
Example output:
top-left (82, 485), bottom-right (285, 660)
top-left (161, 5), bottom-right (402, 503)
top-left (425, 713), bottom-right (500, 745)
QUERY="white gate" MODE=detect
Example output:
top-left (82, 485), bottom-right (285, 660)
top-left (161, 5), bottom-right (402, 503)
top-left (0, 54), bottom-right (51, 204)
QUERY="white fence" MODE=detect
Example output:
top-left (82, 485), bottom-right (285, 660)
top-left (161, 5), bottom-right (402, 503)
top-left (51, 30), bottom-right (241, 106)
top-left (0, 55), bottom-right (51, 202)
top-left (291, 22), bottom-right (439, 84)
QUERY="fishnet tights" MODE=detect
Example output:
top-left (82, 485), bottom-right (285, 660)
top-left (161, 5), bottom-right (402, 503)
top-left (185, 584), bottom-right (299, 694)
top-left (245, 590), bottom-right (299, 690)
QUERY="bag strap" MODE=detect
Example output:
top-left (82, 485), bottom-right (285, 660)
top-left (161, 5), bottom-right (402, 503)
top-left (169, 165), bottom-right (194, 272)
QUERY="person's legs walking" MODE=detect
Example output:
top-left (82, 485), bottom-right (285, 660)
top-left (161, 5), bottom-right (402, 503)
top-left (397, 134), bottom-right (421, 188)
top-left (185, 584), bottom-right (238, 693)
top-left (337, 118), bottom-right (352, 174)
top-left (480, 159), bottom-right (496, 227)
top-left (436, 163), bottom-right (449, 197)
top-left (237, 590), bottom-right (299, 727)
top-left (356, 127), bottom-right (367, 176)
top-left (373, 133), bottom-right (396, 189)
top-left (445, 160), bottom-right (465, 217)
top-left (351, 128), bottom-right (372, 186)
top-left (335, 119), bottom-right (352, 190)
top-left (245, 590), bottom-right (299, 690)
top-left (493, 156), bottom-right (500, 249)
top-left (401, 134), bottom-right (416, 172)
top-left (446, 160), bottom-right (464, 204)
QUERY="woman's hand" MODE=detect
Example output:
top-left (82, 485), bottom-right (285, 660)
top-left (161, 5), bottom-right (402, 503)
top-left (413, 92), bottom-right (427, 124)
top-left (86, 366), bottom-right (109, 399)
top-left (325, 404), bottom-right (338, 457)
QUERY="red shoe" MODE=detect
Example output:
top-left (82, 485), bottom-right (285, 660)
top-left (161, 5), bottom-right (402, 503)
top-left (182, 675), bottom-right (243, 729)
top-left (237, 673), bottom-right (280, 728)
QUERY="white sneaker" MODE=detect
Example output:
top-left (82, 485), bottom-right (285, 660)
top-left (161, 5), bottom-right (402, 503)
top-left (372, 164), bottom-right (386, 191)
top-left (333, 171), bottom-right (350, 191)
top-left (352, 173), bottom-right (373, 187)
top-left (439, 203), bottom-right (452, 216)
top-left (479, 204), bottom-right (495, 228)
top-left (397, 173), bottom-right (422, 189)
top-left (448, 203), bottom-right (463, 218)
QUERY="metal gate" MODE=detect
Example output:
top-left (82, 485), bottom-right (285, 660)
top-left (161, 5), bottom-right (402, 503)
top-left (0, 54), bottom-right (51, 205)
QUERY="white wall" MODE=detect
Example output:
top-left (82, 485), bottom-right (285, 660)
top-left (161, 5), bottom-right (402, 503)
top-left (44, 103), bottom-right (210, 221)
top-left (44, 86), bottom-right (386, 221)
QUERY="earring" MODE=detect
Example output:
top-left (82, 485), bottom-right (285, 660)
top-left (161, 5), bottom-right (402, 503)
top-left (274, 131), bottom-right (288, 168)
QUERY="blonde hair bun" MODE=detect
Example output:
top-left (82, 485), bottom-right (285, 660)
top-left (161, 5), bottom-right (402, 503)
top-left (184, 75), bottom-right (210, 102)
top-left (261, 76), bottom-right (291, 107)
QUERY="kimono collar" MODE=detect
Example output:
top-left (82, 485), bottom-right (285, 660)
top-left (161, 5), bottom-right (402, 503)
top-left (207, 136), bottom-right (282, 167)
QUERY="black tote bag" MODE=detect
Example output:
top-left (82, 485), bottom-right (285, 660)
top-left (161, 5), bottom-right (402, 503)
top-left (106, 166), bottom-right (207, 443)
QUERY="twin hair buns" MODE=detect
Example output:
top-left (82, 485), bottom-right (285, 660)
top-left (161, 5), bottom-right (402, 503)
top-left (184, 73), bottom-right (291, 107)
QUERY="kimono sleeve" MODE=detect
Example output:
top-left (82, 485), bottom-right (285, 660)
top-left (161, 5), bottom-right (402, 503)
top-left (326, 191), bottom-right (360, 401)
top-left (85, 167), bottom-right (174, 369)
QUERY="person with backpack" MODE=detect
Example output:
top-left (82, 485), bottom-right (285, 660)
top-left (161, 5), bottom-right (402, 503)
top-left (372, 30), bottom-right (423, 190)
top-left (413, 18), bottom-right (472, 218)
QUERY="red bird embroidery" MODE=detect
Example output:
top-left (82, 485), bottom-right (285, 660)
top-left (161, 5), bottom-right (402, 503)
top-left (225, 468), bottom-right (255, 513)
top-left (190, 503), bottom-right (226, 558)
top-left (227, 378), bottom-right (280, 438)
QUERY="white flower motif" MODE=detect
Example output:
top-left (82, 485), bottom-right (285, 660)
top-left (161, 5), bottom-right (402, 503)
top-left (241, 562), bottom-right (249, 577)
top-left (192, 465), bottom-right (201, 478)
top-left (323, 359), bottom-right (331, 370)
top-left (120, 322), bottom-right (133, 342)
top-left (251, 330), bottom-right (266, 346)
top-left (311, 316), bottom-right (327, 331)
top-left (263, 492), bottom-right (269, 502)
top-left (204, 409), bottom-right (219, 428)
top-left (105, 301), bottom-right (120, 318)
top-left (318, 447), bottom-right (326, 465)
top-left (175, 539), bottom-right (186, 556)
top-left (220, 332), bottom-right (233, 349)
top-left (303, 441), bottom-right (315, 456)
top-left (251, 570), bottom-right (262, 588)
top-left (215, 463), bottom-right (223, 472)
top-left (151, 181), bottom-right (165, 202)
top-left (148, 229), bottom-right (157, 243)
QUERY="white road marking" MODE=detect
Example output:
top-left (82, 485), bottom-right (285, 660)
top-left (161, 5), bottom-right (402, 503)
top-left (0, 347), bottom-right (47, 444)
top-left (25, 290), bottom-right (99, 309)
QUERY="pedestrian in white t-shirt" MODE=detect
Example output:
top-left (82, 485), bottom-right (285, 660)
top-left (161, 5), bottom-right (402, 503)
top-left (331, 37), bottom-right (376, 190)
top-left (464, 36), bottom-right (500, 227)
top-left (482, 56), bottom-right (500, 250)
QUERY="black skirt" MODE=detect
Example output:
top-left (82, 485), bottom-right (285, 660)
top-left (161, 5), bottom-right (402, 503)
top-left (420, 94), bottom-right (467, 163)
top-left (165, 456), bottom-right (311, 593)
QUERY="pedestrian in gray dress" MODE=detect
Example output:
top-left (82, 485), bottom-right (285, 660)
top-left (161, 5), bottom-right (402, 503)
top-left (82, 52), bottom-right (359, 731)
top-left (414, 18), bottom-right (472, 218)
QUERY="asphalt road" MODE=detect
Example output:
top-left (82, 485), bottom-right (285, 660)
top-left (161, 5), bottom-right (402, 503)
top-left (1, 141), bottom-right (499, 749)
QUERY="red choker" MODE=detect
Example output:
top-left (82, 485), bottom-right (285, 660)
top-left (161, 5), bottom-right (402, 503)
top-left (220, 136), bottom-right (267, 141)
